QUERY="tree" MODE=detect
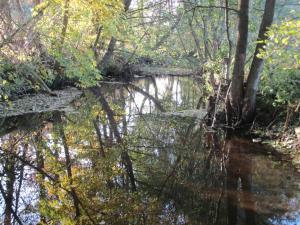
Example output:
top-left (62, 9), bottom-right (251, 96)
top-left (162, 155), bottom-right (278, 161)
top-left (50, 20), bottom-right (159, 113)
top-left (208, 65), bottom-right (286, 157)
top-left (259, 20), bottom-right (300, 129)
top-left (98, 0), bottom-right (132, 73)
top-left (228, 0), bottom-right (249, 121)
top-left (227, 0), bottom-right (276, 124)
top-left (242, 0), bottom-right (276, 122)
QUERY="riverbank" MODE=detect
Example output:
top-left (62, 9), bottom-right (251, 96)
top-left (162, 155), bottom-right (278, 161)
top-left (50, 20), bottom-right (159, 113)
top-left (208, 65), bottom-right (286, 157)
top-left (250, 125), bottom-right (300, 169)
top-left (243, 99), bottom-right (300, 169)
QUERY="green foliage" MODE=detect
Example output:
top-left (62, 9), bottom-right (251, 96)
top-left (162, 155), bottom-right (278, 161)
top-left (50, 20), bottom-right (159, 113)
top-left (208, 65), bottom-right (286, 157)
top-left (261, 69), bottom-right (300, 106)
top-left (0, 0), bottom-right (126, 94)
top-left (259, 21), bottom-right (300, 69)
top-left (34, 0), bottom-right (124, 87)
top-left (0, 55), bottom-right (60, 99)
top-left (259, 20), bottom-right (300, 107)
top-left (53, 48), bottom-right (100, 87)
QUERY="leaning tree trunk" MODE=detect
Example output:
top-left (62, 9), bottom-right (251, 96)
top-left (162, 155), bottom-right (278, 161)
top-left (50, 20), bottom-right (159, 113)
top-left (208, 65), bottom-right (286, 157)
top-left (100, 93), bottom-right (136, 191)
top-left (97, 37), bottom-right (117, 72)
top-left (56, 114), bottom-right (81, 219)
top-left (242, 0), bottom-right (276, 122)
top-left (97, 0), bottom-right (132, 73)
top-left (228, 0), bottom-right (249, 121)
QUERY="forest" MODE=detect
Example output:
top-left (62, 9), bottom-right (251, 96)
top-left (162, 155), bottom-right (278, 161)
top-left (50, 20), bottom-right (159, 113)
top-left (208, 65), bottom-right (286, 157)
top-left (0, 0), bottom-right (299, 224)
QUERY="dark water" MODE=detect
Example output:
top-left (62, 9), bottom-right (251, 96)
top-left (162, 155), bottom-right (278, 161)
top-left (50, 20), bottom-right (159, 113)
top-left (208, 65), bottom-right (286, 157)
top-left (0, 76), bottom-right (300, 225)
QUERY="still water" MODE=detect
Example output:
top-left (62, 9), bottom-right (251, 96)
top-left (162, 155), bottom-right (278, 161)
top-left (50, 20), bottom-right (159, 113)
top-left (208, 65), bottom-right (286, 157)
top-left (0, 76), bottom-right (299, 225)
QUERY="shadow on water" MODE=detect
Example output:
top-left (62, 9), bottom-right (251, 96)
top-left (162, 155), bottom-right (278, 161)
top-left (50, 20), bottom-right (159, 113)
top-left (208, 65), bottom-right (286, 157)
top-left (0, 76), bottom-right (300, 224)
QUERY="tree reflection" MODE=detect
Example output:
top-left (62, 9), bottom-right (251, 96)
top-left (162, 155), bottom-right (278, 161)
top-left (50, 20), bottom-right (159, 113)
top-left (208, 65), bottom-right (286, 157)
top-left (0, 77), bottom-right (299, 224)
top-left (226, 138), bottom-right (256, 225)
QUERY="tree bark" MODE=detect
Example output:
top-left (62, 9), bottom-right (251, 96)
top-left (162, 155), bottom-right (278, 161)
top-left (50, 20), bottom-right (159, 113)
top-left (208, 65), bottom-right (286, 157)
top-left (4, 157), bottom-right (15, 225)
top-left (228, 0), bottom-right (249, 121)
top-left (59, 0), bottom-right (70, 51)
top-left (97, 37), bottom-right (117, 72)
top-left (224, 0), bottom-right (232, 81)
top-left (187, 17), bottom-right (203, 61)
top-left (98, 0), bottom-right (132, 73)
top-left (14, 144), bottom-right (27, 225)
top-left (242, 0), bottom-right (276, 122)
top-left (200, 15), bottom-right (212, 61)
top-left (92, 25), bottom-right (103, 61)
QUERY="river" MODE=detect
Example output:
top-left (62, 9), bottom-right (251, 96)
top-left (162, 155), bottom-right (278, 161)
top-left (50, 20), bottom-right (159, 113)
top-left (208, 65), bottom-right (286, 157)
top-left (0, 76), bottom-right (299, 225)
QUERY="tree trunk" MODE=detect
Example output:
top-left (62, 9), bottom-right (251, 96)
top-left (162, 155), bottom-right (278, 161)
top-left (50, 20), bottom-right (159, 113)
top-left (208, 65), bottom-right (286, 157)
top-left (188, 17), bottom-right (203, 61)
top-left (4, 157), bottom-right (15, 225)
top-left (97, 37), bottom-right (117, 72)
top-left (0, 181), bottom-right (24, 225)
top-left (14, 144), bottom-right (27, 225)
top-left (242, 0), bottom-right (276, 122)
top-left (201, 15), bottom-right (212, 61)
top-left (92, 25), bottom-right (103, 61)
top-left (33, 133), bottom-right (47, 224)
top-left (92, 89), bottom-right (137, 191)
top-left (93, 117), bottom-right (106, 158)
top-left (228, 0), bottom-right (249, 121)
top-left (224, 0), bottom-right (232, 81)
top-left (59, 0), bottom-right (70, 51)
top-left (56, 114), bottom-right (81, 219)
top-left (97, 0), bottom-right (132, 73)
top-left (123, 0), bottom-right (132, 11)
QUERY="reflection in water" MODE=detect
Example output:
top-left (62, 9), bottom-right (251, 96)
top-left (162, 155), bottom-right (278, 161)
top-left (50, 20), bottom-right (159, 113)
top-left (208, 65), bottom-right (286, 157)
top-left (226, 139), bottom-right (256, 225)
top-left (0, 76), bottom-right (300, 225)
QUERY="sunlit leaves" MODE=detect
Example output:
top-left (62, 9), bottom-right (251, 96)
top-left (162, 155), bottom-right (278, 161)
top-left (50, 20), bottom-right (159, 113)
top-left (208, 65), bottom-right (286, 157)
top-left (260, 20), bottom-right (300, 106)
top-left (34, 0), bottom-right (124, 87)
top-left (260, 21), bottom-right (300, 68)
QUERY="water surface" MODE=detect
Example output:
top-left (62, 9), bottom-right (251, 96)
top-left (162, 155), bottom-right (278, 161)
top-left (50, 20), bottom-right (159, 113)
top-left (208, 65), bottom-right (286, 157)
top-left (0, 76), bottom-right (299, 225)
